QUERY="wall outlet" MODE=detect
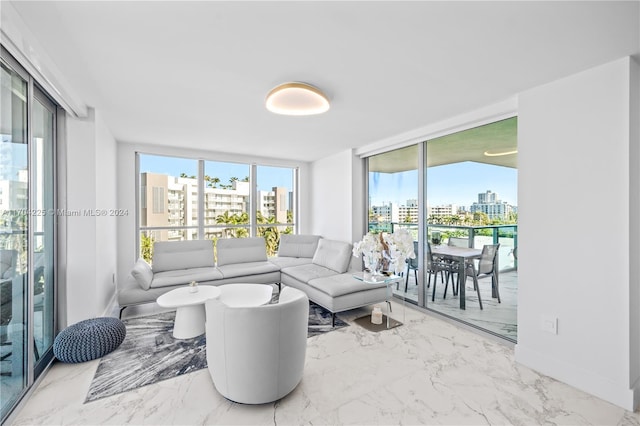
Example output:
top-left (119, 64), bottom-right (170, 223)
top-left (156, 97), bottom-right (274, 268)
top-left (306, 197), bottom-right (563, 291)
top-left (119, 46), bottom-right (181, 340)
top-left (540, 315), bottom-right (558, 334)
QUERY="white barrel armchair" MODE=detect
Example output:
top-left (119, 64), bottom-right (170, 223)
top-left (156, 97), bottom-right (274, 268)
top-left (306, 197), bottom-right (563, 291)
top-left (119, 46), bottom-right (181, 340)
top-left (205, 286), bottom-right (309, 404)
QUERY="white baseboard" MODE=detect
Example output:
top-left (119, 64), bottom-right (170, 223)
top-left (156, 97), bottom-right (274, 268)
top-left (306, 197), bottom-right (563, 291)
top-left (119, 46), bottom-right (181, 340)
top-left (515, 344), bottom-right (636, 411)
top-left (102, 293), bottom-right (118, 318)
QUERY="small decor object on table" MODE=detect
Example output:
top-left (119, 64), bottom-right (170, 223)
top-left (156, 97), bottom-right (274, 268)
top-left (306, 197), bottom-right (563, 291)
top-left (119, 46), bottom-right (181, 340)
top-left (431, 231), bottom-right (442, 246)
top-left (371, 306), bottom-right (383, 325)
top-left (189, 280), bottom-right (199, 293)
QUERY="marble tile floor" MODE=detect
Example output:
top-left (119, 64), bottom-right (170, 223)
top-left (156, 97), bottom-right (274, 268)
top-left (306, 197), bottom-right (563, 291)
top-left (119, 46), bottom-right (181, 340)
top-left (394, 270), bottom-right (518, 341)
top-left (10, 299), bottom-right (640, 426)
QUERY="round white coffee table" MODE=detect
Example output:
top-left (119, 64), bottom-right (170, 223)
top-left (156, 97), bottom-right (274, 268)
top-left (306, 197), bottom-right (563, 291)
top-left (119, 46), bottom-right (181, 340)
top-left (218, 284), bottom-right (273, 307)
top-left (156, 286), bottom-right (221, 339)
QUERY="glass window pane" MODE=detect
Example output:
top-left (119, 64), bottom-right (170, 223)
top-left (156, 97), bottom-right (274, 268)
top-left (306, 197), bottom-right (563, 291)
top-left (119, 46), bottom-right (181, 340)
top-left (32, 96), bottom-right (55, 365)
top-left (368, 145), bottom-right (419, 302)
top-left (368, 145), bottom-right (419, 237)
top-left (139, 155), bottom-right (199, 261)
top-left (256, 165), bottom-right (294, 256)
top-left (0, 59), bottom-right (28, 420)
top-left (203, 161), bottom-right (250, 240)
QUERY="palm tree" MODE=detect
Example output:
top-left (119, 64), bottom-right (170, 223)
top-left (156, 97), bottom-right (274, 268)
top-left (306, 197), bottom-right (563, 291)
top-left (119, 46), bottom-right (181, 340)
top-left (211, 177), bottom-right (220, 188)
top-left (257, 213), bottom-right (280, 256)
top-left (140, 233), bottom-right (154, 263)
top-left (215, 211), bottom-right (235, 238)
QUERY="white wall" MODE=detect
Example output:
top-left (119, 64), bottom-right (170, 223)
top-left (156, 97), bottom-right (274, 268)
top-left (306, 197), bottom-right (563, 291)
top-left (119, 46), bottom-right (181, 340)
top-left (631, 57), bottom-right (640, 410)
top-left (116, 142), bottom-right (310, 286)
top-left (309, 149), bottom-right (365, 243)
top-left (94, 113), bottom-right (118, 315)
top-left (515, 57), bottom-right (639, 410)
top-left (62, 108), bottom-right (117, 326)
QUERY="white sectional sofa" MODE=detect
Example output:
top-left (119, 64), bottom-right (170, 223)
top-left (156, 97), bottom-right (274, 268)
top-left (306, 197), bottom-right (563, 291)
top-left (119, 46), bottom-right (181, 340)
top-left (118, 235), bottom-right (390, 323)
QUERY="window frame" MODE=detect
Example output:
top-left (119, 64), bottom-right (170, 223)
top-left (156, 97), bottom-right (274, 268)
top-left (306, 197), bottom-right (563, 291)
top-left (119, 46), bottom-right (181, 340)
top-left (135, 153), bottom-right (298, 257)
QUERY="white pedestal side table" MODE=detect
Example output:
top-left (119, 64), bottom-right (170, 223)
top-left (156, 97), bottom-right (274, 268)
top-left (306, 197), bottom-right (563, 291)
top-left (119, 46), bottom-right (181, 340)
top-left (156, 286), bottom-right (221, 339)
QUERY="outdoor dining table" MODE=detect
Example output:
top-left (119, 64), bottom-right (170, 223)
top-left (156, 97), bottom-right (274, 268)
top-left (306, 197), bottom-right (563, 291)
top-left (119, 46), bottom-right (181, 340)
top-left (430, 245), bottom-right (482, 310)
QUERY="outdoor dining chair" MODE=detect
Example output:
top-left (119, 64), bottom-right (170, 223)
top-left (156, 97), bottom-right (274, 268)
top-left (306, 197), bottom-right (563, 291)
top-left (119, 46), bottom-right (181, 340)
top-left (464, 243), bottom-right (500, 310)
top-left (428, 242), bottom-right (459, 302)
top-left (447, 237), bottom-right (470, 248)
top-left (400, 241), bottom-right (419, 292)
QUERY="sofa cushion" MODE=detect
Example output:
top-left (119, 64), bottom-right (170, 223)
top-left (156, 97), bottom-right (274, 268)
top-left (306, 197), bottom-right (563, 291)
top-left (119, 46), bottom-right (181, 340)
top-left (307, 273), bottom-right (387, 298)
top-left (150, 267), bottom-right (223, 288)
top-left (216, 237), bottom-right (267, 266)
top-left (277, 234), bottom-right (321, 258)
top-left (131, 258), bottom-right (154, 290)
top-left (217, 261), bottom-right (280, 279)
top-left (152, 240), bottom-right (214, 273)
top-left (311, 239), bottom-right (352, 274)
top-left (268, 257), bottom-right (313, 269)
top-left (281, 263), bottom-right (338, 284)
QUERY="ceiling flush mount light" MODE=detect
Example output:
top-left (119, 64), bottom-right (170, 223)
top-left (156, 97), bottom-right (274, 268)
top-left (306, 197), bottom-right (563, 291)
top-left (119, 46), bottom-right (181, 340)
top-left (484, 149), bottom-right (518, 157)
top-left (265, 82), bottom-right (330, 116)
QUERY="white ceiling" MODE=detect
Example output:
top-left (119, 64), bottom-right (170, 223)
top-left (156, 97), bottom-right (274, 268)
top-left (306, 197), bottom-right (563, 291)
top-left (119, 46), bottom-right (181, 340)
top-left (8, 1), bottom-right (640, 163)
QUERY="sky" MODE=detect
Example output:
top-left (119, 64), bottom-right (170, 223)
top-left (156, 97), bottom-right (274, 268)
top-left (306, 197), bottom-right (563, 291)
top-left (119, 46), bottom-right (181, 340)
top-left (370, 161), bottom-right (518, 208)
top-left (139, 154), bottom-right (294, 191)
top-left (140, 154), bottom-right (517, 208)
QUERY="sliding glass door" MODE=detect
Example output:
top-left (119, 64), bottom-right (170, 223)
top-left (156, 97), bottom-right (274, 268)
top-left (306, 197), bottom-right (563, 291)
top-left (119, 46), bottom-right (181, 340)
top-left (1, 49), bottom-right (57, 422)
top-left (364, 118), bottom-right (518, 342)
top-left (0, 52), bottom-right (29, 422)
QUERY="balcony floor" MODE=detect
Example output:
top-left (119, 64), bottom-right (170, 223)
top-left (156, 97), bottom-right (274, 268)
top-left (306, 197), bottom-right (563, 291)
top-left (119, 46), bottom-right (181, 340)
top-left (393, 270), bottom-right (518, 341)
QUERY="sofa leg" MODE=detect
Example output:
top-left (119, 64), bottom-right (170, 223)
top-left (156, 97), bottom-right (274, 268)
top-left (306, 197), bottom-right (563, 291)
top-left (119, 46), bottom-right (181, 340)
top-left (332, 313), bottom-right (335, 327)
top-left (119, 306), bottom-right (127, 319)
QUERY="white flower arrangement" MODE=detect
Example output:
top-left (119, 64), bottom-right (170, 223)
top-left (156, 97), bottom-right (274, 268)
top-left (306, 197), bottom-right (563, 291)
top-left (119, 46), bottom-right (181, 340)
top-left (352, 232), bottom-right (384, 271)
top-left (353, 229), bottom-right (416, 275)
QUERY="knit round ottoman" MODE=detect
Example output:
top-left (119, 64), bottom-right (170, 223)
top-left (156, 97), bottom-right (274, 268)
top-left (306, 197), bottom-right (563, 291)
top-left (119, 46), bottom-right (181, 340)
top-left (53, 317), bottom-right (126, 363)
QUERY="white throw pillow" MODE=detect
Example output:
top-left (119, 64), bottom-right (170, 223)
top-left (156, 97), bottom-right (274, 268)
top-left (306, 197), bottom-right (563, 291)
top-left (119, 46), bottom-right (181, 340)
top-left (131, 258), bottom-right (154, 290)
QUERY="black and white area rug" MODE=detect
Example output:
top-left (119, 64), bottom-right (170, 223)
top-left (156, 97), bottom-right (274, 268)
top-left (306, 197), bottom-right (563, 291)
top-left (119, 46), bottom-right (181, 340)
top-left (85, 302), bottom-right (348, 402)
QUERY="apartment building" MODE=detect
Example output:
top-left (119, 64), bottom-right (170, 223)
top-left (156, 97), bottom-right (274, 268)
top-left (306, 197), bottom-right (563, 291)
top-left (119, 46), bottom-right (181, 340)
top-left (470, 190), bottom-right (515, 220)
top-left (427, 204), bottom-right (459, 217)
top-left (140, 172), bottom-right (288, 241)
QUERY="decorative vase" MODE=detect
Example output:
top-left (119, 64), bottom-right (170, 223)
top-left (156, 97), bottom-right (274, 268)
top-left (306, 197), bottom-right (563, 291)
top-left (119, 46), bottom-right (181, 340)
top-left (363, 269), bottom-right (373, 281)
top-left (189, 280), bottom-right (199, 293)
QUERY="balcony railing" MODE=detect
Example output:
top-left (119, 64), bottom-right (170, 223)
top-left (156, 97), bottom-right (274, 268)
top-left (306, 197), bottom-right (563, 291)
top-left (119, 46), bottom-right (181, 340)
top-left (368, 221), bottom-right (518, 272)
